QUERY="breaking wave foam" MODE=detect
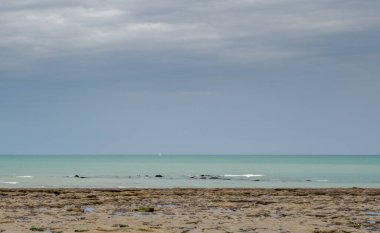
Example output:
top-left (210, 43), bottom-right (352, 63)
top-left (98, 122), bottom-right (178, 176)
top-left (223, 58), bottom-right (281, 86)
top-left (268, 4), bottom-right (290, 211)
top-left (0, 181), bottom-right (19, 184)
top-left (224, 174), bottom-right (264, 178)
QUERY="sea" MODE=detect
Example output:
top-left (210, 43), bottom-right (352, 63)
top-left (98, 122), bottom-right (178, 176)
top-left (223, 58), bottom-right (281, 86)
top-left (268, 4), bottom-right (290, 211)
top-left (0, 155), bottom-right (379, 188)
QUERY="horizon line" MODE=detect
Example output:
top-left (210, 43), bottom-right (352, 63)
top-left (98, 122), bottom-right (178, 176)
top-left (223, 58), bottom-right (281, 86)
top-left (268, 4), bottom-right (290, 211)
top-left (0, 154), bottom-right (379, 156)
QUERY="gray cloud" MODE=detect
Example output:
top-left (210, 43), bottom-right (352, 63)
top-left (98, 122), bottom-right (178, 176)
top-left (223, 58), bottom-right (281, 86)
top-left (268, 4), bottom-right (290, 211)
top-left (1, 0), bottom-right (379, 64)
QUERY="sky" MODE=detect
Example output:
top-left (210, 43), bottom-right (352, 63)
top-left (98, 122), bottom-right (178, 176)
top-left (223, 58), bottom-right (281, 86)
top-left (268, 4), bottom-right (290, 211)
top-left (0, 0), bottom-right (379, 155)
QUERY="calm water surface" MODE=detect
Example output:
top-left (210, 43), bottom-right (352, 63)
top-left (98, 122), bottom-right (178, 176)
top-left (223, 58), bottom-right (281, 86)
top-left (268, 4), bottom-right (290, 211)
top-left (0, 155), bottom-right (379, 188)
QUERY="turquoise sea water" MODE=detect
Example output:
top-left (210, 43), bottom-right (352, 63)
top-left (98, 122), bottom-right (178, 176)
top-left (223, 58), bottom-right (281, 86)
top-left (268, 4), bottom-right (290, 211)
top-left (0, 155), bottom-right (379, 188)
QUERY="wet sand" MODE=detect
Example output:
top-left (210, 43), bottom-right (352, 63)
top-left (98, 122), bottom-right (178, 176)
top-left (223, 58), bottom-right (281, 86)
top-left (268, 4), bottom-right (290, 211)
top-left (0, 188), bottom-right (379, 233)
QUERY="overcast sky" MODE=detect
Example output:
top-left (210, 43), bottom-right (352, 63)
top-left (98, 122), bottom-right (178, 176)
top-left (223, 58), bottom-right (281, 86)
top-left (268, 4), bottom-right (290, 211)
top-left (1, 0), bottom-right (379, 155)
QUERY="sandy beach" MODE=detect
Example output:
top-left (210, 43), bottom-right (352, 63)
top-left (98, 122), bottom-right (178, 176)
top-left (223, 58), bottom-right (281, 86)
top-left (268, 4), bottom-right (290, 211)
top-left (0, 188), bottom-right (379, 233)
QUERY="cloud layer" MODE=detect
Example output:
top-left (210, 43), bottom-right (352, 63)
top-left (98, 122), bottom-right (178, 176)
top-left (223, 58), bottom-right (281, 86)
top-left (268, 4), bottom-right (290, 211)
top-left (1, 0), bottom-right (379, 63)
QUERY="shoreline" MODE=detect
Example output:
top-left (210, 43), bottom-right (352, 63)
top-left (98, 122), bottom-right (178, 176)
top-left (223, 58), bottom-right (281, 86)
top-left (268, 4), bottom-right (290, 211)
top-left (1, 187), bottom-right (380, 190)
top-left (1, 187), bottom-right (380, 191)
top-left (1, 188), bottom-right (379, 232)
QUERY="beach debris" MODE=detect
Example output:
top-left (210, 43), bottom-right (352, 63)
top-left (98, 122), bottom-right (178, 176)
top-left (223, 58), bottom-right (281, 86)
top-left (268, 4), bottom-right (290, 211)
top-left (0, 220), bottom-right (14, 224)
top-left (83, 207), bottom-right (96, 213)
top-left (366, 211), bottom-right (380, 216)
top-left (255, 200), bottom-right (275, 205)
top-left (66, 207), bottom-right (82, 212)
top-left (348, 221), bottom-right (361, 228)
top-left (112, 224), bottom-right (128, 228)
top-left (96, 227), bottom-right (120, 231)
top-left (74, 229), bottom-right (89, 232)
top-left (111, 208), bottom-right (129, 216)
top-left (53, 191), bottom-right (61, 195)
top-left (179, 226), bottom-right (196, 233)
top-left (135, 206), bottom-right (155, 212)
top-left (313, 230), bottom-right (351, 233)
top-left (30, 226), bottom-right (47, 231)
top-left (40, 230), bottom-right (54, 233)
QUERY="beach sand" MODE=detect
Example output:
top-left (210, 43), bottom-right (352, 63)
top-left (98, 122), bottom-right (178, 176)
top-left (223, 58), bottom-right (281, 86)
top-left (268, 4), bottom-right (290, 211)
top-left (0, 188), bottom-right (379, 233)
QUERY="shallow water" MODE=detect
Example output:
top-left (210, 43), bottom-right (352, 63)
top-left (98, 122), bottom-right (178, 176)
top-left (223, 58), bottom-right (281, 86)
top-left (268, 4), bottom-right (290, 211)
top-left (0, 155), bottom-right (379, 188)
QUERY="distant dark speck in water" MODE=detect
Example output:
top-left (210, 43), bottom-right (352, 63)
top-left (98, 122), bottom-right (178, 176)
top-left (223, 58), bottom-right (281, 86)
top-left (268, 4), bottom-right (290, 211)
top-left (305, 180), bottom-right (311, 182)
top-left (155, 175), bottom-right (164, 178)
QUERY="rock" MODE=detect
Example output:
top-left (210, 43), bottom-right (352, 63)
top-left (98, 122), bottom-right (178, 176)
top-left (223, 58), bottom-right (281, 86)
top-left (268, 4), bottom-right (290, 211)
top-left (135, 207), bottom-right (155, 212)
top-left (66, 207), bottom-right (82, 212)
top-left (256, 201), bottom-right (275, 205)
top-left (30, 227), bottom-right (47, 232)
top-left (112, 224), bottom-right (128, 228)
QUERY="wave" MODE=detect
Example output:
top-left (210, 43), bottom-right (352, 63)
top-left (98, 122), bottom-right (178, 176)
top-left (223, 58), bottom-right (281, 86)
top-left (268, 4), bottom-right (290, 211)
top-left (224, 174), bottom-right (264, 178)
top-left (0, 181), bottom-right (19, 184)
top-left (16, 176), bottom-right (33, 178)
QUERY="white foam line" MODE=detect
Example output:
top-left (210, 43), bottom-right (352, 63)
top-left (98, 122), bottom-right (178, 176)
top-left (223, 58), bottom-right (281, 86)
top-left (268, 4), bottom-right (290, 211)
top-left (16, 176), bottom-right (33, 178)
top-left (0, 181), bottom-right (19, 184)
top-left (224, 174), bottom-right (264, 178)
